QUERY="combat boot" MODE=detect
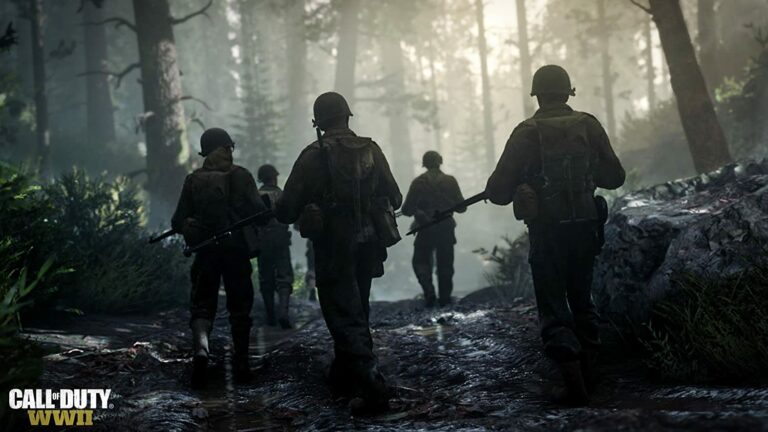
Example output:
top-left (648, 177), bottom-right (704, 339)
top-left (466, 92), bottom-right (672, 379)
top-left (277, 289), bottom-right (292, 329)
top-left (190, 319), bottom-right (211, 389)
top-left (553, 360), bottom-right (590, 406)
top-left (261, 291), bottom-right (277, 326)
top-left (580, 350), bottom-right (599, 392)
top-left (352, 362), bottom-right (392, 415)
top-left (231, 326), bottom-right (252, 383)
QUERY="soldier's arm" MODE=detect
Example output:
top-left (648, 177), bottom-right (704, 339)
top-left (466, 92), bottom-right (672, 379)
top-left (372, 143), bottom-right (403, 210)
top-left (449, 176), bottom-right (467, 213)
top-left (485, 125), bottom-right (530, 205)
top-left (275, 148), bottom-right (314, 224)
top-left (587, 116), bottom-right (626, 190)
top-left (171, 176), bottom-right (193, 232)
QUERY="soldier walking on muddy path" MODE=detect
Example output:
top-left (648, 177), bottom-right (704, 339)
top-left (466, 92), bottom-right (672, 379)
top-left (401, 151), bottom-right (466, 308)
top-left (171, 128), bottom-right (269, 389)
top-left (485, 65), bottom-right (625, 406)
top-left (275, 92), bottom-right (402, 414)
top-left (257, 164), bottom-right (295, 329)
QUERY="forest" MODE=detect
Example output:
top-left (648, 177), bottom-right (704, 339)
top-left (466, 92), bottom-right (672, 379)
top-left (2, 0), bottom-right (768, 430)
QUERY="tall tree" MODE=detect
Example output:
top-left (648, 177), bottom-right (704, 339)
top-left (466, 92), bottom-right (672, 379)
top-left (597, 0), bottom-right (616, 139)
top-left (286, 0), bottom-right (308, 146)
top-left (474, 0), bottom-right (494, 170)
top-left (697, 0), bottom-right (719, 93)
top-left (29, 0), bottom-right (49, 177)
top-left (644, 15), bottom-right (656, 110)
top-left (637, 0), bottom-right (732, 173)
top-left (381, 33), bottom-right (414, 178)
top-left (133, 0), bottom-right (191, 225)
top-left (334, 0), bottom-right (360, 105)
top-left (515, 0), bottom-right (534, 118)
top-left (427, 41), bottom-right (442, 152)
top-left (82, 0), bottom-right (116, 150)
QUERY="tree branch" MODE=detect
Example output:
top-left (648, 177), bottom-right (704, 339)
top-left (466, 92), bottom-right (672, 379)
top-left (178, 95), bottom-right (212, 111)
top-left (82, 16), bottom-right (136, 32)
top-left (78, 62), bottom-right (140, 88)
top-left (628, 0), bottom-right (652, 15)
top-left (171, 0), bottom-right (213, 26)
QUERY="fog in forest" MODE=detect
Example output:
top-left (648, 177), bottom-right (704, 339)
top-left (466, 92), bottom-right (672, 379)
top-left (1, 0), bottom-right (767, 300)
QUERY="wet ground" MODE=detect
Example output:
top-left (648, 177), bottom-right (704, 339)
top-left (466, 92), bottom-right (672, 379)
top-left (24, 293), bottom-right (768, 431)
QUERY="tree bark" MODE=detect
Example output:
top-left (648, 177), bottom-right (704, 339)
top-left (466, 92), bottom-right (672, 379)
top-left (697, 0), bottom-right (719, 94)
top-left (597, 0), bottom-right (616, 139)
top-left (474, 0), bottom-right (495, 171)
top-left (381, 35), bottom-right (414, 178)
top-left (286, 0), bottom-right (308, 146)
top-left (83, 0), bottom-right (116, 150)
top-left (29, 0), bottom-right (49, 177)
top-left (334, 0), bottom-right (359, 105)
top-left (238, 0), bottom-right (262, 162)
top-left (644, 15), bottom-right (656, 110)
top-left (648, 0), bottom-right (731, 173)
top-left (515, 0), bottom-right (534, 118)
top-left (133, 0), bottom-right (189, 226)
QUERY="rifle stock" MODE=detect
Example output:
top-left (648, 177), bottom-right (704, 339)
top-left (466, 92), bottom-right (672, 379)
top-left (406, 191), bottom-right (488, 236)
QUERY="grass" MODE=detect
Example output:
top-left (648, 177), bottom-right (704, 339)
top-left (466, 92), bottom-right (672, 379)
top-left (644, 264), bottom-right (768, 383)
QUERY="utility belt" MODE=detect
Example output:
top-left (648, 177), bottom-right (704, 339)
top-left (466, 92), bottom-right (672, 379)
top-left (297, 196), bottom-right (401, 247)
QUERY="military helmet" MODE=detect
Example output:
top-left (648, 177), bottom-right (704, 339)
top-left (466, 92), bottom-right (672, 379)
top-left (257, 164), bottom-right (279, 182)
top-left (422, 150), bottom-right (443, 169)
top-left (199, 127), bottom-right (235, 157)
top-left (530, 65), bottom-right (576, 97)
top-left (313, 92), bottom-right (353, 128)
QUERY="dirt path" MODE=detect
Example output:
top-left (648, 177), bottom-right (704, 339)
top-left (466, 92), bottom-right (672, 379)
top-left (25, 295), bottom-right (768, 431)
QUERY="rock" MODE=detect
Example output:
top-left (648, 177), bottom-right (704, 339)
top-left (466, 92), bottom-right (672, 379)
top-left (593, 160), bottom-right (768, 327)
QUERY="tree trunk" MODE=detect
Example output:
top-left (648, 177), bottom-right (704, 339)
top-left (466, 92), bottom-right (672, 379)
top-left (649, 0), bottom-right (731, 173)
top-left (515, 0), bottom-right (534, 118)
top-left (30, 0), bottom-right (49, 177)
top-left (427, 42), bottom-right (442, 152)
top-left (597, 0), bottom-right (616, 139)
top-left (334, 0), bottom-right (359, 105)
top-left (286, 0), bottom-right (308, 146)
top-left (83, 0), bottom-right (116, 150)
top-left (474, 0), bottom-right (494, 171)
top-left (381, 36), bottom-right (414, 179)
top-left (645, 15), bottom-right (657, 110)
top-left (697, 0), bottom-right (719, 93)
top-left (133, 0), bottom-right (189, 226)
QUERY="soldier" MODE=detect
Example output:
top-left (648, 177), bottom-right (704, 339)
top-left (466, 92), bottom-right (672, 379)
top-left (275, 92), bottom-right (402, 413)
top-left (171, 128), bottom-right (268, 388)
top-left (257, 164), bottom-right (294, 329)
top-left (401, 151), bottom-right (466, 307)
top-left (485, 65), bottom-right (625, 406)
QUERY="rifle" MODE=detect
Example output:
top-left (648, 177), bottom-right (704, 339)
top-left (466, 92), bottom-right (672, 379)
top-left (183, 209), bottom-right (272, 257)
top-left (149, 229), bottom-right (177, 244)
top-left (406, 191), bottom-right (488, 236)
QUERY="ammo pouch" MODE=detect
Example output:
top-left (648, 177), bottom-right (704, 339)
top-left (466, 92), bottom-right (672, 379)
top-left (298, 203), bottom-right (324, 240)
top-left (370, 196), bottom-right (401, 247)
top-left (181, 218), bottom-right (211, 248)
top-left (512, 183), bottom-right (538, 221)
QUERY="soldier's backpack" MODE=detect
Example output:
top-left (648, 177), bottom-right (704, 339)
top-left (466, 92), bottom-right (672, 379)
top-left (324, 135), bottom-right (400, 246)
top-left (528, 112), bottom-right (599, 224)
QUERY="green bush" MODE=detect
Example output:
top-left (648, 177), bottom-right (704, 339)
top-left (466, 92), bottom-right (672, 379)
top-left (474, 235), bottom-right (534, 301)
top-left (644, 266), bottom-right (768, 383)
top-left (0, 164), bottom-right (189, 314)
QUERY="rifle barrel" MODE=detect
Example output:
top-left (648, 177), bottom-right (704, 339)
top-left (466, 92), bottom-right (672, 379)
top-left (406, 191), bottom-right (487, 236)
top-left (183, 209), bottom-right (273, 256)
top-left (148, 229), bottom-right (177, 244)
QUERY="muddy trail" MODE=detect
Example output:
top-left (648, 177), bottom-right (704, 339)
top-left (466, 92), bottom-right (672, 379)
top-left (24, 292), bottom-right (768, 431)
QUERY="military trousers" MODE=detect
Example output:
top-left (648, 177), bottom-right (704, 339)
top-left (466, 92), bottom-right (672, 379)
top-left (190, 248), bottom-right (254, 334)
top-left (314, 239), bottom-right (381, 364)
top-left (528, 222), bottom-right (601, 363)
top-left (257, 243), bottom-right (294, 297)
top-left (412, 229), bottom-right (456, 303)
